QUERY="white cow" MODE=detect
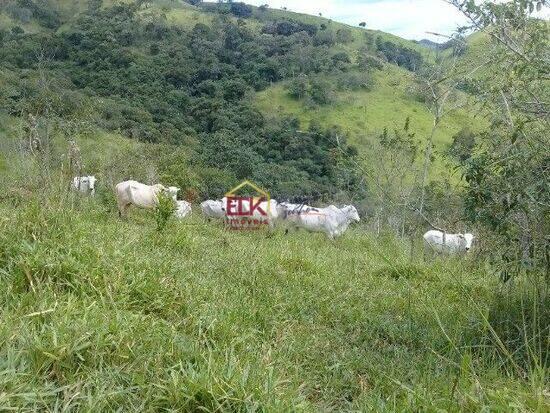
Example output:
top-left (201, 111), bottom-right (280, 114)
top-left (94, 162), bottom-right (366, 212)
top-left (166, 186), bottom-right (180, 201)
top-left (115, 180), bottom-right (168, 218)
top-left (423, 230), bottom-right (475, 254)
top-left (72, 176), bottom-right (96, 195)
top-left (174, 200), bottom-right (192, 220)
top-left (281, 204), bottom-right (360, 239)
top-left (201, 199), bottom-right (226, 219)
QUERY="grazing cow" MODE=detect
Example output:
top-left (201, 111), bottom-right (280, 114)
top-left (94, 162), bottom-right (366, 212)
top-left (281, 204), bottom-right (360, 239)
top-left (279, 202), bottom-right (319, 227)
top-left (166, 186), bottom-right (180, 201)
top-left (72, 176), bottom-right (96, 195)
top-left (423, 230), bottom-right (475, 254)
top-left (115, 180), bottom-right (167, 218)
top-left (174, 200), bottom-right (192, 220)
top-left (200, 200), bottom-right (226, 220)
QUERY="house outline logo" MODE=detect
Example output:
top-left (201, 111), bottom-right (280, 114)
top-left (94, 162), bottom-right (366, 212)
top-left (224, 180), bottom-right (271, 230)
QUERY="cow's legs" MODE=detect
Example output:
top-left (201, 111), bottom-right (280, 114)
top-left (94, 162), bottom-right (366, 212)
top-left (118, 203), bottom-right (130, 219)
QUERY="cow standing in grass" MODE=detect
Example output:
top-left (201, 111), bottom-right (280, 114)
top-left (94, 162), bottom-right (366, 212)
top-left (423, 230), bottom-right (475, 254)
top-left (281, 203), bottom-right (360, 239)
top-left (174, 200), bottom-right (192, 220)
top-left (200, 200), bottom-right (226, 220)
top-left (115, 180), bottom-right (168, 218)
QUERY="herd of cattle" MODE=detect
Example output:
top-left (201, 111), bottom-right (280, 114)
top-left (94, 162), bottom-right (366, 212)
top-left (73, 176), bottom-right (475, 253)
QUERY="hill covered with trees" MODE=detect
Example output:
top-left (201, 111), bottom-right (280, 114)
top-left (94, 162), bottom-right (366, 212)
top-left (0, 0), bottom-right (476, 201)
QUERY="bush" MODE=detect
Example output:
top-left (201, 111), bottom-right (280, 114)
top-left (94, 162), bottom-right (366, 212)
top-left (154, 192), bottom-right (176, 232)
top-left (331, 51), bottom-right (351, 69)
top-left (11, 26), bottom-right (24, 35)
top-left (357, 53), bottom-right (384, 71)
top-left (313, 30), bottom-right (335, 46)
top-left (336, 72), bottom-right (372, 92)
top-left (335, 28), bottom-right (353, 44)
top-left (309, 78), bottom-right (334, 105)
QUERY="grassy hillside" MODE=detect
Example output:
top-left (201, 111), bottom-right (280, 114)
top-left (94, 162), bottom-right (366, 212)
top-left (0, 2), bottom-right (548, 411)
top-left (0, 185), bottom-right (547, 411)
top-left (256, 66), bottom-right (480, 150)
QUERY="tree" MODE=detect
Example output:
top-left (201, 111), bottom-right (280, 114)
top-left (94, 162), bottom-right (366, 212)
top-left (230, 2), bottom-right (252, 18)
top-left (287, 74), bottom-right (308, 99)
top-left (359, 22), bottom-right (366, 28)
top-left (376, 38), bottom-right (423, 71)
top-left (309, 78), bottom-right (333, 105)
top-left (448, 0), bottom-right (550, 276)
top-left (447, 128), bottom-right (476, 162)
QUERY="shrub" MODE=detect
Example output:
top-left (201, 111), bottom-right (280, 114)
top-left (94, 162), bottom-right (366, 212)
top-left (336, 72), bottom-right (372, 92)
top-left (309, 78), bottom-right (334, 105)
top-left (313, 30), bottom-right (335, 46)
top-left (154, 192), bottom-right (176, 232)
top-left (230, 2), bottom-right (252, 18)
top-left (331, 51), bottom-right (351, 69)
top-left (357, 53), bottom-right (384, 71)
top-left (335, 28), bottom-right (353, 44)
top-left (11, 26), bottom-right (24, 35)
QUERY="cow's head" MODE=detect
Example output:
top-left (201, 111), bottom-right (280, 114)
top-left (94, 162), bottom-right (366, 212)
top-left (166, 186), bottom-right (180, 201)
top-left (76, 176), bottom-right (94, 193)
top-left (88, 176), bottom-right (96, 193)
top-left (463, 233), bottom-right (475, 251)
top-left (342, 205), bottom-right (360, 222)
top-left (459, 233), bottom-right (475, 251)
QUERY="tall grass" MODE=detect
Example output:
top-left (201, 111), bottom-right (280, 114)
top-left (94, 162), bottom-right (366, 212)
top-left (0, 183), bottom-right (547, 411)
